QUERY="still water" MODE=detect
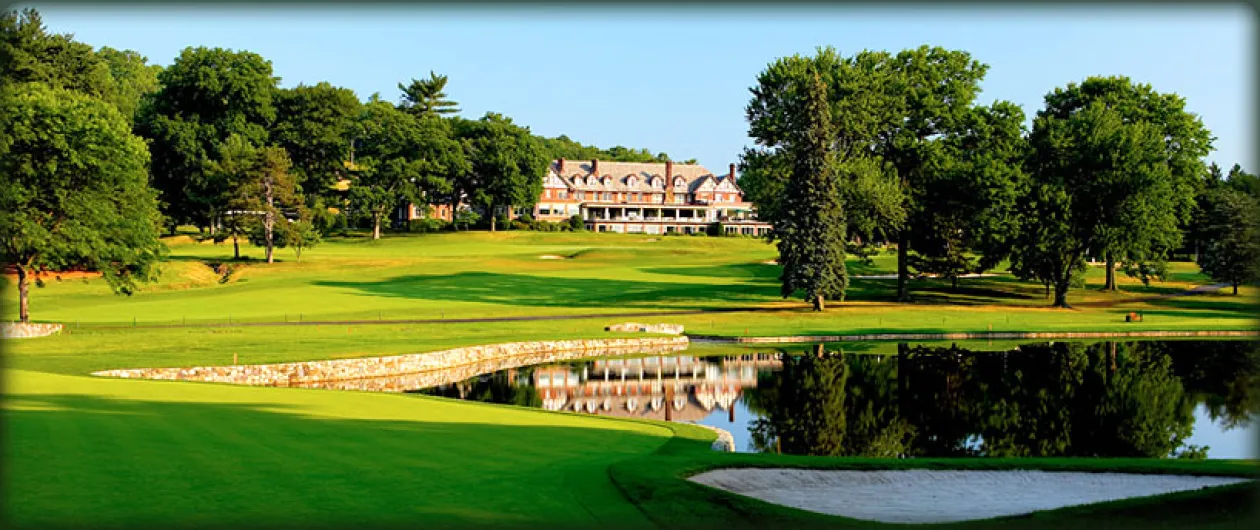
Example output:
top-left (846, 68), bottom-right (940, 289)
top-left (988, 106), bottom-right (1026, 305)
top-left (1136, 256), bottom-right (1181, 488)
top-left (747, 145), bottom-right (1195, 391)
top-left (412, 340), bottom-right (1257, 459)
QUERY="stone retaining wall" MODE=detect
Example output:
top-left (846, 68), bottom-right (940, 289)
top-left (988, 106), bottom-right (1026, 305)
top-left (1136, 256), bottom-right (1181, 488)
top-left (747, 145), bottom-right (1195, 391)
top-left (690, 423), bottom-right (737, 452)
top-left (92, 337), bottom-right (691, 388)
top-left (689, 330), bottom-right (1259, 344)
top-left (1, 322), bottom-right (63, 339)
top-left (289, 341), bottom-right (690, 392)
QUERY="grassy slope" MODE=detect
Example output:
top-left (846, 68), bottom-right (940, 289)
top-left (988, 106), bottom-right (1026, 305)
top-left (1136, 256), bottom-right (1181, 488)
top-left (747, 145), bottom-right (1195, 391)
top-left (3, 231), bottom-right (1256, 528)
top-left (2, 369), bottom-right (672, 530)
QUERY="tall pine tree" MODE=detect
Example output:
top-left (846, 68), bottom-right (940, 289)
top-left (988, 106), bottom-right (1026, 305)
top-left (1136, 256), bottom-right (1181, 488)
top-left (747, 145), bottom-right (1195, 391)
top-left (778, 71), bottom-right (848, 311)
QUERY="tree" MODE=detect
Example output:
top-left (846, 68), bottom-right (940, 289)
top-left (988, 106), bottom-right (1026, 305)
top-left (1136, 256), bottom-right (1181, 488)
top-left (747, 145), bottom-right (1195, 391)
top-left (136, 46), bottom-right (278, 232)
top-left (207, 135), bottom-right (258, 259)
top-left (1014, 101), bottom-right (1175, 307)
top-left (452, 207), bottom-right (480, 231)
top-left (0, 83), bottom-right (165, 322)
top-left (454, 113), bottom-right (548, 232)
top-left (351, 100), bottom-right (463, 239)
top-left (1036, 76), bottom-right (1213, 291)
top-left (879, 46), bottom-right (990, 302)
top-left (776, 72), bottom-right (849, 311)
top-left (908, 101), bottom-right (1028, 286)
top-left (286, 217), bottom-right (321, 263)
top-left (0, 9), bottom-right (112, 98)
top-left (271, 82), bottom-right (360, 198)
top-left (1196, 187), bottom-right (1260, 294)
top-left (237, 146), bottom-right (301, 264)
top-left (1225, 163), bottom-right (1260, 200)
top-left (398, 71), bottom-right (459, 118)
top-left (94, 46), bottom-right (161, 124)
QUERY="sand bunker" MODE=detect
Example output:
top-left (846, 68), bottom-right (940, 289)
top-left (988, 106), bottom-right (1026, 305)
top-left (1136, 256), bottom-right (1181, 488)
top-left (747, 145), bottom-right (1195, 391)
top-left (538, 254), bottom-right (568, 260)
top-left (688, 468), bottom-right (1250, 524)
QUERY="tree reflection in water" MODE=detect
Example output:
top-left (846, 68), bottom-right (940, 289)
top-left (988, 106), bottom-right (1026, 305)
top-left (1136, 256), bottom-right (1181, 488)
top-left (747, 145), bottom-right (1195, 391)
top-left (744, 340), bottom-right (1258, 458)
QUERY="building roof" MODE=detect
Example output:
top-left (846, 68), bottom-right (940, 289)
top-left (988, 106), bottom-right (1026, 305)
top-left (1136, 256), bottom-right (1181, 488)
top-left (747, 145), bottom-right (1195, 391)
top-left (548, 159), bottom-right (743, 195)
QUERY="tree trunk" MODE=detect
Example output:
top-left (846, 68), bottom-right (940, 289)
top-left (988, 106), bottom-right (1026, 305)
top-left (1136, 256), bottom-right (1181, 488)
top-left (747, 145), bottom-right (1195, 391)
top-left (1044, 280), bottom-right (1051, 299)
top-left (896, 238), bottom-right (910, 301)
top-left (489, 204), bottom-right (497, 232)
top-left (951, 276), bottom-right (958, 290)
top-left (1233, 283), bottom-right (1239, 295)
top-left (264, 195), bottom-right (275, 264)
top-left (232, 233), bottom-right (240, 260)
top-left (1109, 341), bottom-right (1117, 373)
top-left (812, 294), bottom-right (825, 311)
top-left (372, 212), bottom-right (382, 240)
top-left (1104, 252), bottom-right (1116, 291)
top-left (814, 343), bottom-right (825, 358)
top-left (17, 266), bottom-right (30, 323)
top-left (1053, 274), bottom-right (1072, 308)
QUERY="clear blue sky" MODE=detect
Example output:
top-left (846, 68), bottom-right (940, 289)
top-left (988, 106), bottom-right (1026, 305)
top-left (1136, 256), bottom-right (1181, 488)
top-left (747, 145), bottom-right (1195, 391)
top-left (27, 4), bottom-right (1256, 173)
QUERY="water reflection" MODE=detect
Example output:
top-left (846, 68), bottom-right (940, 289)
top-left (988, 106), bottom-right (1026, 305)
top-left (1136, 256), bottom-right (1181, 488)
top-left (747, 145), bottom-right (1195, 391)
top-left (421, 354), bottom-right (782, 422)
top-left (416, 340), bottom-right (1257, 459)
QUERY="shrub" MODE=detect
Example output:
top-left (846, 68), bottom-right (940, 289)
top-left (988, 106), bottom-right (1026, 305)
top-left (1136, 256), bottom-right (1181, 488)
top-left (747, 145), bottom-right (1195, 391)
top-left (567, 215), bottom-right (585, 232)
top-left (408, 218), bottom-right (449, 233)
top-left (706, 221), bottom-right (724, 237)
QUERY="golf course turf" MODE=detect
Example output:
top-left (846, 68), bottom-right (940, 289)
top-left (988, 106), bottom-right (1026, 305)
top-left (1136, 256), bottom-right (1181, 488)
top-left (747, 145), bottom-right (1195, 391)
top-left (3, 230), bottom-right (1257, 528)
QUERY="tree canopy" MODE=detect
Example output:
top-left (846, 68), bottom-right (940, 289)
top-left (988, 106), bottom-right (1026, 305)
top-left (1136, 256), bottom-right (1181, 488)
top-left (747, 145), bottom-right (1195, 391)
top-left (271, 82), bottom-right (361, 199)
top-left (136, 46), bottom-right (279, 231)
top-left (1013, 99), bottom-right (1177, 307)
top-left (0, 82), bottom-right (165, 321)
top-left (454, 113), bottom-right (549, 232)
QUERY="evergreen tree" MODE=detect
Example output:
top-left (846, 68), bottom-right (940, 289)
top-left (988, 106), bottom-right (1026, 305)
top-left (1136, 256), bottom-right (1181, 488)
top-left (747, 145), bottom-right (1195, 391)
top-left (1196, 187), bottom-right (1260, 294)
top-left (398, 71), bottom-right (460, 118)
top-left (778, 72), bottom-right (848, 311)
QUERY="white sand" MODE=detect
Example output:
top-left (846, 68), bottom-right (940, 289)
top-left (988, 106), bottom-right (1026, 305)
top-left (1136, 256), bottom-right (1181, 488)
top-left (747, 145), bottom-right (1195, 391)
top-left (688, 468), bottom-right (1250, 524)
top-left (538, 255), bottom-right (567, 260)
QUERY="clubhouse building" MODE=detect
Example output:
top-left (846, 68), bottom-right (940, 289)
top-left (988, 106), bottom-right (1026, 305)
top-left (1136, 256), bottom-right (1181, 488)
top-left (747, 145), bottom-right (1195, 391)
top-left (537, 159), bottom-right (772, 236)
top-left (400, 159), bottom-right (773, 236)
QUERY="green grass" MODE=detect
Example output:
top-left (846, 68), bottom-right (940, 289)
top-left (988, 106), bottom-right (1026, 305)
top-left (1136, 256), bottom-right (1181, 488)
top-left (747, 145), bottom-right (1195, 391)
top-left (3, 230), bottom-right (1256, 528)
top-left (3, 369), bottom-right (672, 529)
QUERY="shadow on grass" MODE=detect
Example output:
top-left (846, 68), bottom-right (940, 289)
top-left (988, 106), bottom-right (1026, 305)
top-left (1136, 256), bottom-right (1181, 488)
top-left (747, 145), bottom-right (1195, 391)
top-left (3, 391), bottom-right (668, 530)
top-left (639, 263), bottom-right (779, 284)
top-left (1144, 296), bottom-right (1260, 314)
top-left (313, 272), bottom-right (779, 310)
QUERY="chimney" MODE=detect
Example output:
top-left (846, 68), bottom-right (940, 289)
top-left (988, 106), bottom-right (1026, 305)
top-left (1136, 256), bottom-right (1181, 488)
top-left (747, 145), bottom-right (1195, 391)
top-left (729, 163), bottom-right (736, 180)
top-left (558, 158), bottom-right (565, 174)
top-left (591, 159), bottom-right (598, 176)
top-left (665, 160), bottom-right (673, 180)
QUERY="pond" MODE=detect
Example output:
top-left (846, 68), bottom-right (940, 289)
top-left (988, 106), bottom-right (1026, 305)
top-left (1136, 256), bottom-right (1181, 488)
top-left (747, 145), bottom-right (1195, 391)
top-left (403, 340), bottom-right (1257, 459)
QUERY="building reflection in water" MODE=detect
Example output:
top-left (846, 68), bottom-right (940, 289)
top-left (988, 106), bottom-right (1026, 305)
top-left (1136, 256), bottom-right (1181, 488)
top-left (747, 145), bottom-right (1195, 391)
top-left (530, 353), bottom-right (782, 422)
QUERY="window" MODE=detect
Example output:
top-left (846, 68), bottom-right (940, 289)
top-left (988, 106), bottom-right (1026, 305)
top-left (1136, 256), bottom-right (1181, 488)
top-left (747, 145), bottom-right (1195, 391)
top-left (558, 191), bottom-right (568, 199)
top-left (540, 207), bottom-right (551, 215)
top-left (631, 193), bottom-right (639, 202)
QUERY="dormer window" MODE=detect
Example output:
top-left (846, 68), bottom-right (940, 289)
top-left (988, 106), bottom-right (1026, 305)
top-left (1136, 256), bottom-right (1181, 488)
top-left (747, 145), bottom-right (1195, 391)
top-left (673, 177), bottom-right (686, 188)
top-left (602, 176), bottom-right (612, 187)
top-left (627, 176), bottom-right (638, 187)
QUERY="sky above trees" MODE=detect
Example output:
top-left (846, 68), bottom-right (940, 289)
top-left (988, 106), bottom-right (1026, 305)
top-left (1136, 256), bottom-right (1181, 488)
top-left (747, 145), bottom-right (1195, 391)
top-left (25, 4), bottom-right (1254, 172)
